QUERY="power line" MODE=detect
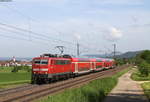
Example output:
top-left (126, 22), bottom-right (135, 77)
top-left (0, 22), bottom-right (75, 45)
top-left (0, 4), bottom-right (75, 45)
top-left (0, 27), bottom-right (78, 53)
top-left (0, 4), bottom-right (75, 42)
top-left (1, 4), bottom-right (104, 52)
top-left (0, 4), bottom-right (106, 56)
top-left (0, 32), bottom-right (78, 54)
top-left (0, 32), bottom-right (53, 46)
top-left (0, 22), bottom-right (102, 55)
top-left (0, 26), bottom-right (53, 42)
top-left (0, 4), bottom-right (37, 22)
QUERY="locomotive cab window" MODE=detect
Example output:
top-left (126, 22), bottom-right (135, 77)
top-left (41, 59), bottom-right (48, 64)
top-left (33, 59), bottom-right (48, 65)
top-left (55, 60), bottom-right (70, 65)
top-left (34, 59), bottom-right (40, 64)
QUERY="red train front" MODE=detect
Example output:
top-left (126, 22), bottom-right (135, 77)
top-left (32, 54), bottom-right (115, 84)
top-left (32, 54), bottom-right (72, 84)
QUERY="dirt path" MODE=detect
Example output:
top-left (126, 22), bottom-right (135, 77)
top-left (103, 70), bottom-right (149, 102)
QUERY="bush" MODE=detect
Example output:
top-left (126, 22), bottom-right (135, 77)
top-left (11, 66), bottom-right (20, 72)
top-left (140, 50), bottom-right (150, 64)
top-left (23, 66), bottom-right (32, 72)
top-left (136, 50), bottom-right (150, 65)
top-left (11, 66), bottom-right (31, 73)
top-left (141, 82), bottom-right (150, 100)
top-left (138, 61), bottom-right (150, 77)
top-left (115, 59), bottom-right (125, 66)
top-left (131, 71), bottom-right (150, 81)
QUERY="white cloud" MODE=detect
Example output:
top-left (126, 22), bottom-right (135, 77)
top-left (74, 33), bottom-right (81, 40)
top-left (103, 27), bottom-right (123, 42)
top-left (110, 27), bottom-right (122, 38)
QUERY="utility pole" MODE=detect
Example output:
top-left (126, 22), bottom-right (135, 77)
top-left (77, 43), bottom-right (80, 57)
top-left (55, 46), bottom-right (65, 55)
top-left (105, 52), bottom-right (108, 58)
top-left (113, 44), bottom-right (116, 59)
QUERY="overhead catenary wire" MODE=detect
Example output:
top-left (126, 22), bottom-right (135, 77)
top-left (0, 4), bottom-right (108, 55)
top-left (0, 22), bottom-right (112, 56)
top-left (0, 26), bottom-right (58, 42)
top-left (0, 4), bottom-right (75, 43)
top-left (0, 22), bottom-right (100, 54)
top-left (0, 22), bottom-right (76, 45)
top-left (0, 4), bottom-right (103, 52)
top-left (0, 32), bottom-right (77, 55)
top-left (0, 26), bottom-right (77, 53)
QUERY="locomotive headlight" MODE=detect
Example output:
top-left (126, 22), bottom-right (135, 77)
top-left (45, 72), bottom-right (48, 74)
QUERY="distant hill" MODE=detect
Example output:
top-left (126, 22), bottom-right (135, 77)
top-left (83, 54), bottom-right (106, 58)
top-left (116, 51), bottom-right (143, 58)
top-left (84, 50), bottom-right (143, 59)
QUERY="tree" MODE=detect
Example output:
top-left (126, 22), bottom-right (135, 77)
top-left (138, 61), bottom-right (150, 77)
top-left (138, 50), bottom-right (150, 64)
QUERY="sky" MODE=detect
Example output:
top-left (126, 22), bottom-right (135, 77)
top-left (0, 0), bottom-right (150, 57)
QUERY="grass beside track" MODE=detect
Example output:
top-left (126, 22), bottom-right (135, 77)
top-left (0, 80), bottom-right (31, 89)
top-left (0, 73), bottom-right (31, 83)
top-left (0, 67), bottom-right (31, 89)
top-left (141, 82), bottom-right (150, 101)
top-left (131, 69), bottom-right (150, 81)
top-left (0, 73), bottom-right (31, 88)
top-left (38, 67), bottom-right (131, 102)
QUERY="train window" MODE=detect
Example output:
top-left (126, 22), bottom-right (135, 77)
top-left (55, 60), bottom-right (61, 65)
top-left (34, 59), bottom-right (41, 64)
top-left (55, 60), bottom-right (70, 65)
top-left (33, 59), bottom-right (48, 65)
top-left (41, 59), bottom-right (48, 65)
top-left (96, 65), bottom-right (102, 68)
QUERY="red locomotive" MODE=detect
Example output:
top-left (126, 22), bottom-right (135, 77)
top-left (31, 54), bottom-right (115, 84)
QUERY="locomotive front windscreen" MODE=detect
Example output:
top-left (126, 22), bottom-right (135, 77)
top-left (33, 59), bottom-right (48, 65)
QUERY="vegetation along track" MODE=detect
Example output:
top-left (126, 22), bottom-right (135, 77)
top-left (0, 65), bottom-right (130, 102)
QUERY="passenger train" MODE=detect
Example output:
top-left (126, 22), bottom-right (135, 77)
top-left (31, 54), bottom-right (115, 84)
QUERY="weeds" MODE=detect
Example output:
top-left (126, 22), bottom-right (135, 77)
top-left (38, 68), bottom-right (130, 102)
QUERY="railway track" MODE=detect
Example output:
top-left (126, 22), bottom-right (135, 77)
top-left (0, 84), bottom-right (38, 96)
top-left (0, 65), bottom-right (130, 102)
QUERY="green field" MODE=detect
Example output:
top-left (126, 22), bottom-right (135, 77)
top-left (37, 67), bottom-right (131, 102)
top-left (0, 73), bottom-right (31, 83)
top-left (0, 67), bottom-right (31, 88)
top-left (141, 82), bottom-right (150, 101)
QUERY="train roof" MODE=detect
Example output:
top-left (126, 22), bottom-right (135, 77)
top-left (71, 58), bottom-right (91, 62)
top-left (33, 54), bottom-right (115, 62)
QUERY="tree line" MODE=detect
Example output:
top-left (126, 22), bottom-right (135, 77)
top-left (116, 50), bottom-right (150, 76)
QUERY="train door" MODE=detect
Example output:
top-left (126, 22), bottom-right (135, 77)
top-left (90, 62), bottom-right (93, 70)
top-left (75, 62), bottom-right (78, 73)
